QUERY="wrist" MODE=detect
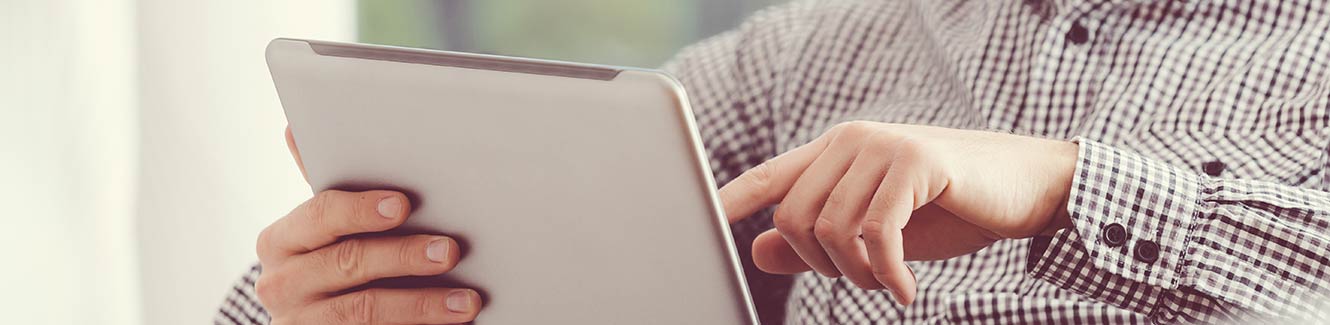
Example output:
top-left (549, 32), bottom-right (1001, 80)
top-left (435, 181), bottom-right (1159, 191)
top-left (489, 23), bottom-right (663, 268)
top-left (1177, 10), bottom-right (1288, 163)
top-left (1038, 140), bottom-right (1078, 237)
top-left (1039, 197), bottom-right (1073, 237)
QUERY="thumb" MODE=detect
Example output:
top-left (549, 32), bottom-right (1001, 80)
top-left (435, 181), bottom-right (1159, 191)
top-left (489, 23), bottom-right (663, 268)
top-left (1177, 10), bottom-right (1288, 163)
top-left (285, 125), bottom-right (308, 182)
top-left (751, 229), bottom-right (812, 274)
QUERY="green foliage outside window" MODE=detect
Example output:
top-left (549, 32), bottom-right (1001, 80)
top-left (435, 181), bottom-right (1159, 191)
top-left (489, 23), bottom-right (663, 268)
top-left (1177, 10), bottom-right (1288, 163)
top-left (358, 0), bottom-right (782, 67)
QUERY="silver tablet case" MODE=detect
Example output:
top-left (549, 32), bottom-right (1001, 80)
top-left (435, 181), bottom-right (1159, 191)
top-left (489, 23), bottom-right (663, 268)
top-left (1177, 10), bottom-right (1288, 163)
top-left (266, 38), bottom-right (758, 324)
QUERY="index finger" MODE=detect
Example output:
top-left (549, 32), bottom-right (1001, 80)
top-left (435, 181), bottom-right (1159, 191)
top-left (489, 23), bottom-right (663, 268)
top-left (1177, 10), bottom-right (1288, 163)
top-left (718, 136), bottom-right (830, 223)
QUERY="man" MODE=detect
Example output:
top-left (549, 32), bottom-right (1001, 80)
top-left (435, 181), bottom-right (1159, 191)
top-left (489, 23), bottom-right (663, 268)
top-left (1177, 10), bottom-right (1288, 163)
top-left (217, 0), bottom-right (1330, 323)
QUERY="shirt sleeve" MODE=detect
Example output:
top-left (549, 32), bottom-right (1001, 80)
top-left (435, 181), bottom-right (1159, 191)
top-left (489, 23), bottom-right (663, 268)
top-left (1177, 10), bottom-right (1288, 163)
top-left (1027, 137), bottom-right (1330, 323)
top-left (215, 264), bottom-right (270, 325)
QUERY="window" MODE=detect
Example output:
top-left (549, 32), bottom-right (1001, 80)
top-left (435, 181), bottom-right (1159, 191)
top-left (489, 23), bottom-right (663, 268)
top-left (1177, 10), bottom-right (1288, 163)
top-left (358, 0), bottom-right (785, 67)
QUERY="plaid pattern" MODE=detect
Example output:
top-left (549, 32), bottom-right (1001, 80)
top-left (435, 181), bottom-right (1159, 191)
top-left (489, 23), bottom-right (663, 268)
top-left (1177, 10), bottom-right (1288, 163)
top-left (217, 265), bottom-right (270, 325)
top-left (217, 0), bottom-right (1330, 323)
top-left (1031, 139), bottom-right (1330, 323)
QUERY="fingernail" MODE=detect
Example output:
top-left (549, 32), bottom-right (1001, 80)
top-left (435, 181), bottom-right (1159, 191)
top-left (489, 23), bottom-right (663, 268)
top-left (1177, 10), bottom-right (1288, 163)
top-left (889, 287), bottom-right (906, 305)
top-left (426, 239), bottom-right (448, 263)
top-left (376, 196), bottom-right (401, 219)
top-left (446, 290), bottom-right (474, 312)
top-left (899, 263), bottom-right (920, 305)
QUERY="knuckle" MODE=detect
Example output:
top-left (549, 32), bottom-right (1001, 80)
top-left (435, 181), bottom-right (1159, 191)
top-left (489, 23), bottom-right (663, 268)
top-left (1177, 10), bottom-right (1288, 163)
top-left (893, 136), bottom-right (928, 160)
top-left (256, 226), bottom-right (275, 257)
top-left (828, 121), bottom-right (874, 141)
top-left (337, 194), bottom-right (363, 223)
top-left (351, 192), bottom-right (376, 224)
top-left (812, 218), bottom-right (843, 242)
top-left (745, 162), bottom-right (776, 191)
top-left (861, 219), bottom-right (889, 240)
top-left (414, 292), bottom-right (442, 319)
top-left (828, 122), bottom-right (850, 134)
top-left (305, 191), bottom-right (334, 228)
top-left (771, 209), bottom-right (811, 235)
top-left (332, 290), bottom-right (376, 324)
top-left (866, 132), bottom-right (899, 154)
top-left (399, 236), bottom-right (427, 268)
top-left (869, 129), bottom-right (897, 144)
top-left (254, 272), bottom-right (284, 308)
top-left (831, 121), bottom-right (869, 134)
top-left (735, 162), bottom-right (777, 204)
top-left (840, 121), bottom-right (876, 137)
top-left (332, 239), bottom-right (366, 280)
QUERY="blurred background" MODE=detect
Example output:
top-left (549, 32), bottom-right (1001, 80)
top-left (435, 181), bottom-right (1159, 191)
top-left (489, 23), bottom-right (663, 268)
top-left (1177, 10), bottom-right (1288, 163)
top-left (1, 0), bottom-right (782, 324)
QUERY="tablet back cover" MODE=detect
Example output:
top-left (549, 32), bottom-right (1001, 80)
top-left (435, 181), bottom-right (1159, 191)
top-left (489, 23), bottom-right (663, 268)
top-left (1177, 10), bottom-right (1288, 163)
top-left (266, 39), bottom-right (757, 324)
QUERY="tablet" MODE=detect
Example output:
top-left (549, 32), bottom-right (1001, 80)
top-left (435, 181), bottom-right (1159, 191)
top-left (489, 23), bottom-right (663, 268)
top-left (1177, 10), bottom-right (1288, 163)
top-left (266, 38), bottom-right (759, 324)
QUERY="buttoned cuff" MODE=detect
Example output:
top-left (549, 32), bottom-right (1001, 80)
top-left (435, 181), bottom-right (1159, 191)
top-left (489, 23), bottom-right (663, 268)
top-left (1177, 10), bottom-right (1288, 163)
top-left (1027, 138), bottom-right (1203, 313)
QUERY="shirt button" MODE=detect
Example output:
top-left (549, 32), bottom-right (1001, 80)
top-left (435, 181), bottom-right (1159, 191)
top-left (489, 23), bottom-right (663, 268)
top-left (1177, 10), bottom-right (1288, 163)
top-left (1101, 223), bottom-right (1128, 247)
top-left (1135, 240), bottom-right (1160, 264)
top-left (1066, 22), bottom-right (1090, 45)
top-left (1202, 160), bottom-right (1226, 176)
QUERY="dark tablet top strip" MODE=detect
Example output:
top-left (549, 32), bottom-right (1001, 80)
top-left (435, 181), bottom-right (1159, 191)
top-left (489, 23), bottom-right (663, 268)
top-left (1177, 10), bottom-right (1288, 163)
top-left (303, 39), bottom-right (623, 81)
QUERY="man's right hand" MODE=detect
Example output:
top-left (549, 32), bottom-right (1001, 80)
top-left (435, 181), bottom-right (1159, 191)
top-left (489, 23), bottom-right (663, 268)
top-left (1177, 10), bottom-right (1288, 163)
top-left (254, 127), bottom-right (482, 324)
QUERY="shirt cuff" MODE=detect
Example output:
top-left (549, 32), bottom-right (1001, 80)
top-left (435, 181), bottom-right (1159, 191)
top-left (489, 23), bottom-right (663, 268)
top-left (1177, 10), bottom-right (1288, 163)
top-left (1027, 137), bottom-right (1203, 312)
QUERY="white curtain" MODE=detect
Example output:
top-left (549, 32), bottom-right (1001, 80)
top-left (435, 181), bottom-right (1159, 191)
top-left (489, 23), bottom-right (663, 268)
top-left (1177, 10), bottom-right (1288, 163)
top-left (1, 1), bottom-right (352, 324)
top-left (2, 1), bottom-right (138, 323)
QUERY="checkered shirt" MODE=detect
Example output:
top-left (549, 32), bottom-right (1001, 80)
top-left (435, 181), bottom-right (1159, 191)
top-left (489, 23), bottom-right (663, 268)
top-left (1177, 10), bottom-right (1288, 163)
top-left (217, 0), bottom-right (1330, 323)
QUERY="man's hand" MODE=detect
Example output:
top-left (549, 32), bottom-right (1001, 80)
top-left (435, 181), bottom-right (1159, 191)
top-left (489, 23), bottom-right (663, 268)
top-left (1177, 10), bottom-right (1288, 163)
top-left (719, 121), bottom-right (1078, 305)
top-left (253, 127), bottom-right (482, 324)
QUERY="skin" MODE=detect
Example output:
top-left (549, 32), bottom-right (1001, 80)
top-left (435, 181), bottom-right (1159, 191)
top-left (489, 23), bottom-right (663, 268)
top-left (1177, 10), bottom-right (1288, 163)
top-left (256, 120), bottom-right (1076, 321)
top-left (718, 121), bottom-right (1078, 305)
top-left (254, 127), bottom-right (482, 325)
